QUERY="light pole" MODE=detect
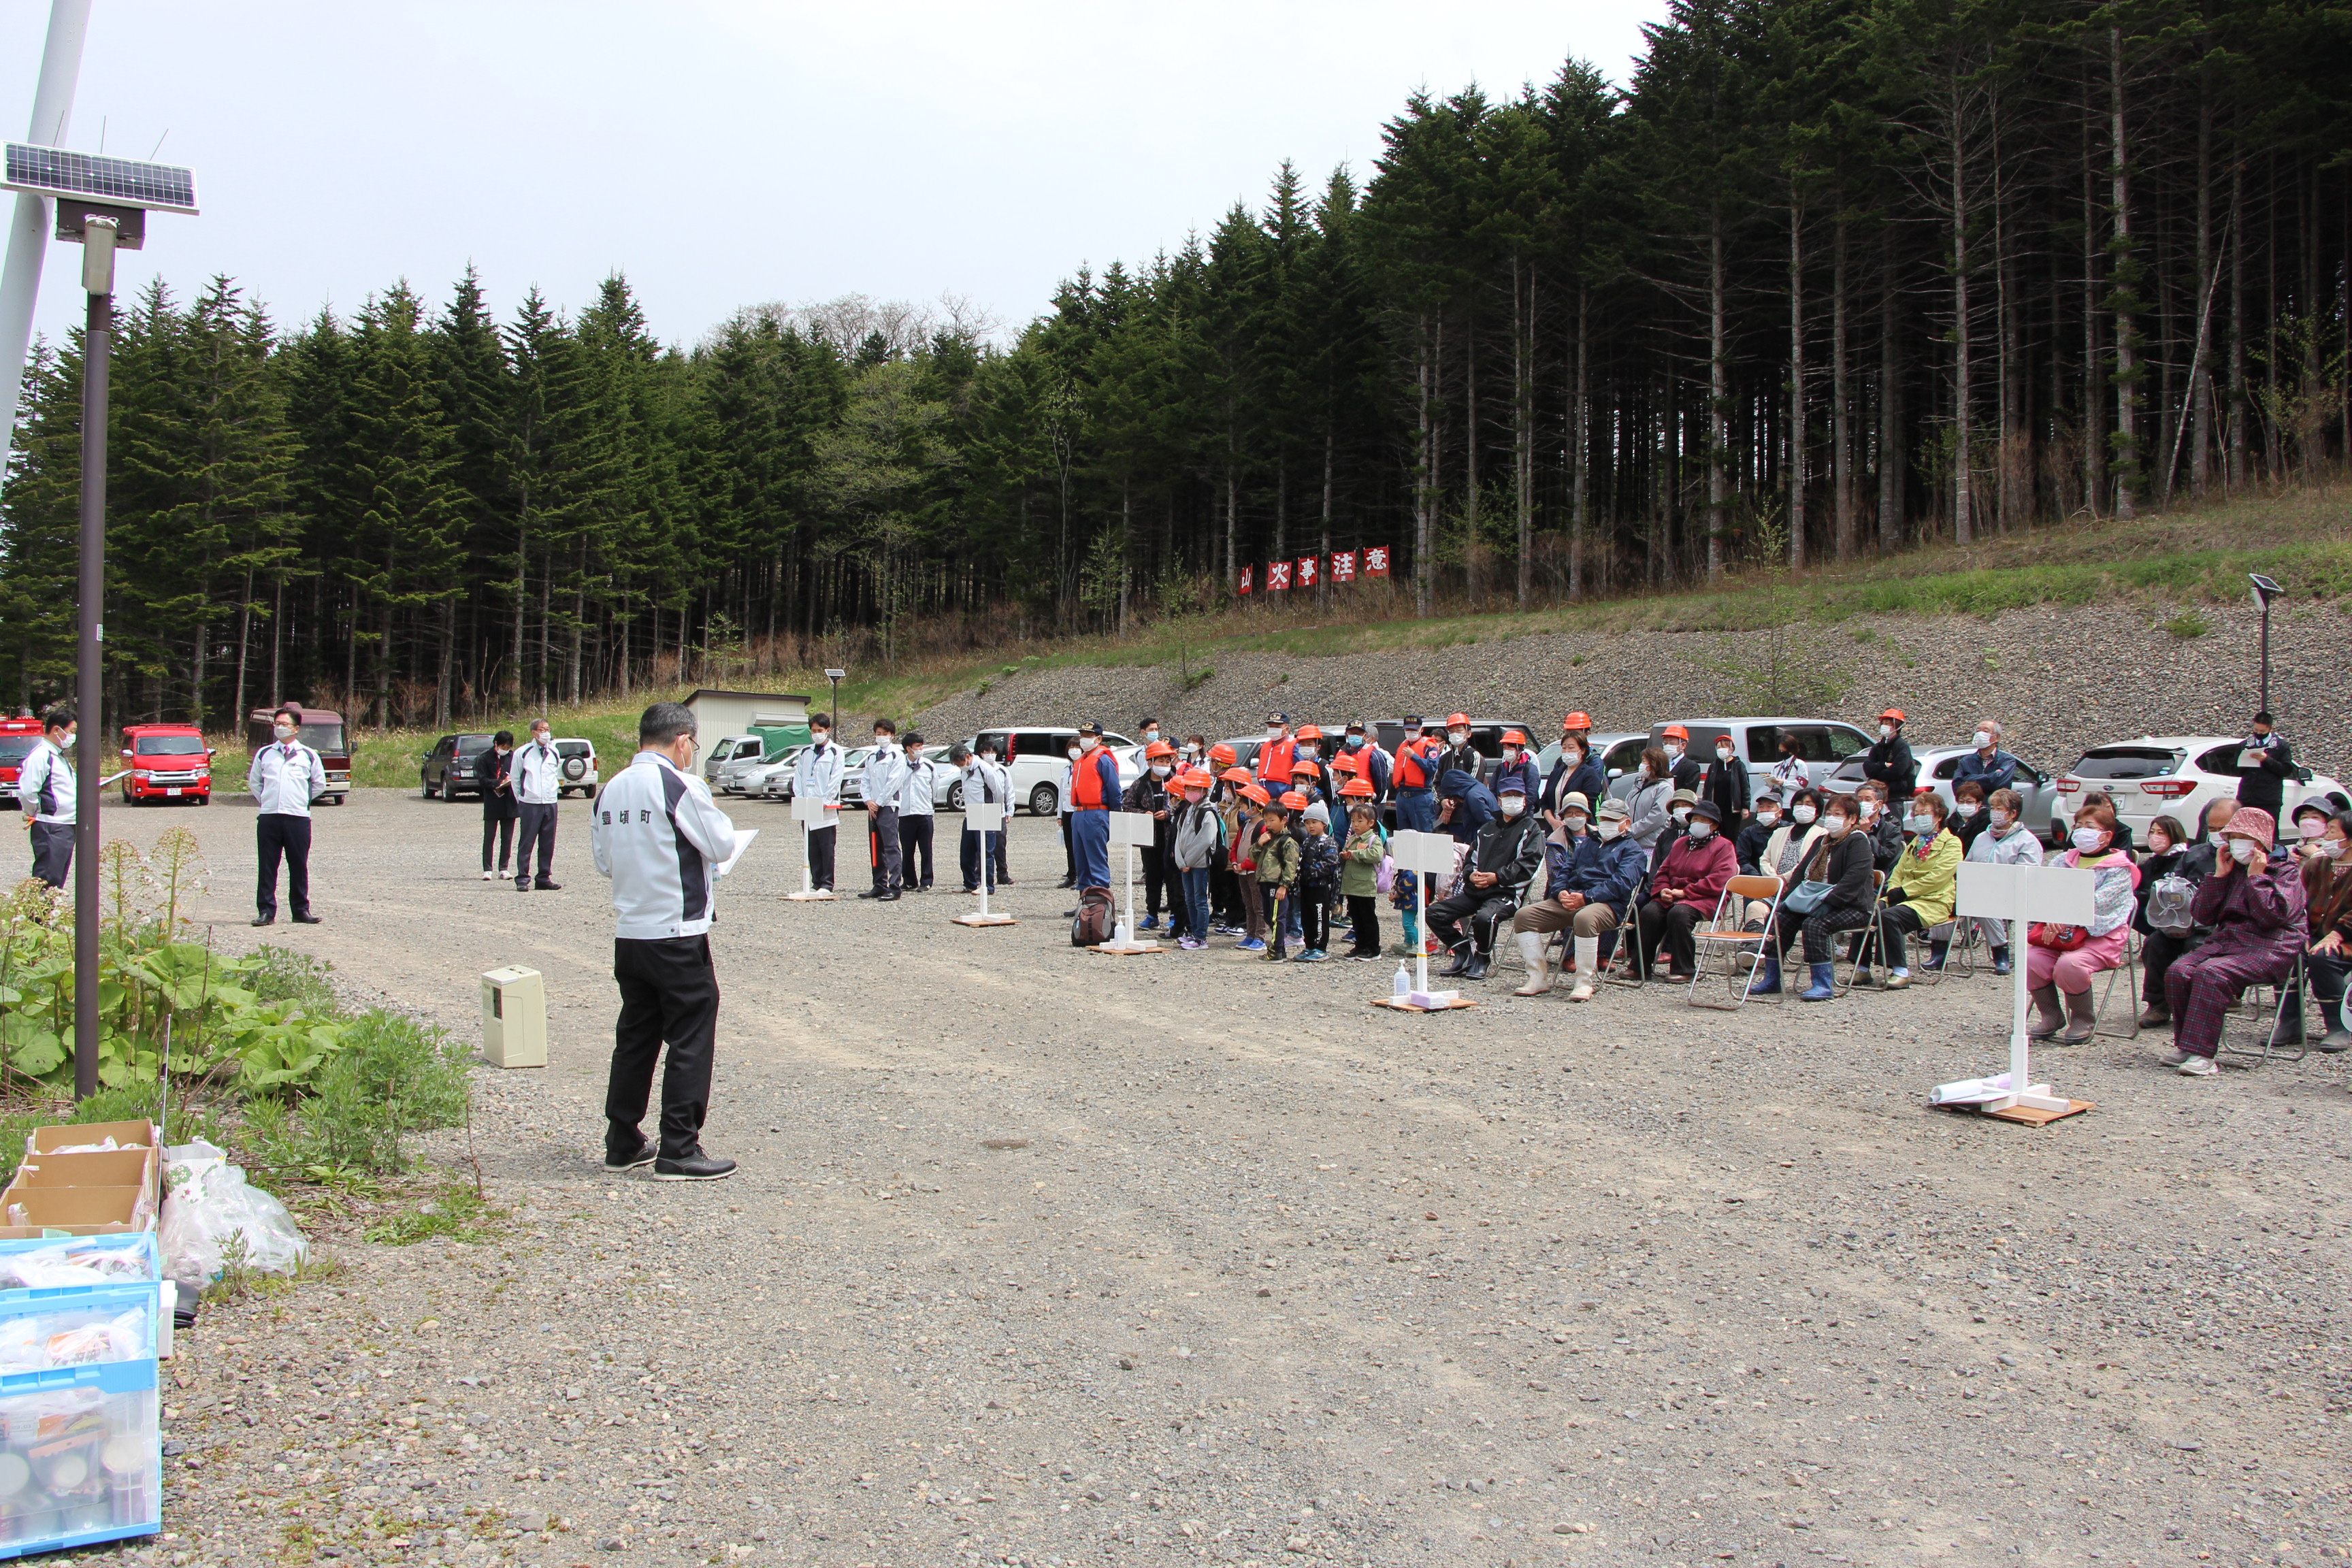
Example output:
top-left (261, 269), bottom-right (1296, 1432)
top-left (2, 144), bottom-right (199, 1098)
top-left (2249, 573), bottom-right (2283, 717)
top-left (824, 668), bottom-right (845, 734)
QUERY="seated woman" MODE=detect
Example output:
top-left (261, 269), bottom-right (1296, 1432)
top-left (2162, 806), bottom-right (2305, 1076)
top-left (1948, 780), bottom-right (1992, 855)
top-left (2027, 801), bottom-right (2141, 1043)
top-left (2278, 808), bottom-right (2352, 1051)
top-left (1752, 794), bottom-right (1876, 1000)
top-left (1743, 787), bottom-right (1826, 933)
top-left (1635, 800), bottom-right (1735, 981)
top-left (1963, 786), bottom-right (2044, 974)
top-left (1867, 790), bottom-right (1961, 988)
top-left (2130, 811), bottom-right (2199, 1025)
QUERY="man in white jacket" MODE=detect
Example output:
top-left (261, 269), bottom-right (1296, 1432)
top-left (898, 731), bottom-right (940, 892)
top-left (860, 719), bottom-right (908, 901)
top-left (956, 740), bottom-right (1010, 893)
top-left (510, 718), bottom-right (564, 892)
top-left (16, 706), bottom-right (76, 889)
top-left (247, 703), bottom-right (328, 926)
top-left (589, 702), bottom-right (739, 1182)
top-left (791, 716), bottom-right (845, 892)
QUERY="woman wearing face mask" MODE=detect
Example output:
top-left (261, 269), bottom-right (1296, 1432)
top-left (2281, 810), bottom-right (2352, 1051)
top-left (1633, 800), bottom-right (1736, 981)
top-left (1626, 747), bottom-right (1676, 853)
top-left (2162, 806), bottom-right (2305, 1075)
top-left (480, 730), bottom-right (519, 881)
top-left (1866, 791), bottom-right (1962, 987)
top-left (1755, 794), bottom-right (1877, 999)
top-left (1699, 733), bottom-right (1751, 840)
top-left (1948, 781), bottom-right (1992, 853)
top-left (1745, 788), bottom-right (1827, 933)
top-left (1962, 787), bottom-right (2044, 975)
top-left (2023, 803), bottom-right (2142, 1043)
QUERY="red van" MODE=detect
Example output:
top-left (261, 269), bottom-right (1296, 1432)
top-left (0, 717), bottom-right (40, 809)
top-left (120, 723), bottom-right (214, 805)
top-left (245, 707), bottom-right (352, 804)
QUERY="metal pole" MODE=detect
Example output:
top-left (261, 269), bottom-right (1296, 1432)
top-left (2259, 604), bottom-right (2271, 716)
top-left (0, 0), bottom-right (93, 478)
top-left (73, 282), bottom-right (105, 1100)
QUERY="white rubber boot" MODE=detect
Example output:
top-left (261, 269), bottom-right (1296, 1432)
top-left (1568, 936), bottom-right (1600, 1001)
top-left (1513, 931), bottom-right (1552, 995)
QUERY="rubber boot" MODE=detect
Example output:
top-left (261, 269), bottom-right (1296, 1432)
top-left (2059, 987), bottom-right (2098, 1044)
top-left (1568, 936), bottom-right (1600, 1002)
top-left (1799, 962), bottom-right (1835, 1001)
top-left (1439, 943), bottom-right (1471, 978)
top-left (2027, 985), bottom-right (2064, 1041)
top-left (1989, 944), bottom-right (2012, 977)
top-left (1748, 956), bottom-right (1782, 996)
top-left (1463, 951), bottom-right (1492, 981)
top-left (1513, 932), bottom-right (1552, 996)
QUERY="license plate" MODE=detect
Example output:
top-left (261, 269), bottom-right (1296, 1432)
top-left (166, 787), bottom-right (182, 796)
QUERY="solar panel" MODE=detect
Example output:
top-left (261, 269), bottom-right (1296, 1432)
top-left (1, 144), bottom-right (198, 215)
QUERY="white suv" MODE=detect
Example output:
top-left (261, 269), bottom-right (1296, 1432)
top-left (2053, 734), bottom-right (2347, 841)
top-left (970, 727), bottom-right (1141, 815)
top-left (553, 738), bottom-right (600, 798)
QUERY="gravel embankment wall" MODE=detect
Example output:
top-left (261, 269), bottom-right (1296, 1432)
top-left (912, 601), bottom-right (2351, 777)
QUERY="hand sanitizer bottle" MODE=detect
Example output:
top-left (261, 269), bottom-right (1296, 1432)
top-left (1393, 960), bottom-right (1411, 999)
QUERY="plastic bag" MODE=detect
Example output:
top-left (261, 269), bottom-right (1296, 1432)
top-left (158, 1141), bottom-right (307, 1290)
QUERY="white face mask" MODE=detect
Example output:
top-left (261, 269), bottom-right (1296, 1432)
top-left (1859, 801), bottom-right (1880, 821)
top-left (1955, 802), bottom-right (1980, 817)
top-left (1665, 742), bottom-right (1684, 760)
top-left (1716, 746), bottom-right (1733, 762)
top-left (874, 735), bottom-right (889, 748)
top-left (1565, 815), bottom-right (1589, 834)
top-left (1079, 736), bottom-right (1098, 751)
top-left (812, 732), bottom-right (828, 747)
top-left (1824, 816), bottom-right (1850, 834)
top-left (1671, 806), bottom-right (1690, 823)
top-left (1686, 821), bottom-right (1713, 841)
top-left (2330, 838), bottom-right (2352, 860)
top-left (1974, 732), bottom-right (1993, 750)
top-left (2072, 827), bottom-right (2109, 853)
top-left (2227, 837), bottom-right (2258, 865)
top-left (1449, 731), bottom-right (1469, 747)
top-left (1500, 798), bottom-right (1525, 819)
top-left (1267, 727), bottom-right (1284, 740)
top-left (1906, 814), bottom-right (1933, 834)
top-left (1878, 724), bottom-right (1893, 740)
top-left (1066, 747), bottom-right (1081, 761)
top-left (1151, 764), bottom-right (1171, 778)
top-left (1503, 747), bottom-right (1521, 762)
top-left (1755, 810), bottom-right (1780, 826)
top-left (1792, 805), bottom-right (1817, 824)
top-left (1991, 810), bottom-right (2012, 828)
top-left (273, 723), bottom-right (295, 742)
top-left (1564, 747), bottom-right (1583, 764)
top-left (1597, 820), bottom-right (1624, 840)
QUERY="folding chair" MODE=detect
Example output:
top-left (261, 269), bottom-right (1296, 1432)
top-left (1688, 874), bottom-right (1783, 1010)
top-left (1602, 887), bottom-right (1650, 989)
top-left (2218, 953), bottom-right (2312, 1066)
top-left (1936, 918), bottom-right (1984, 980)
top-left (1833, 872), bottom-right (1889, 997)
top-left (2092, 930), bottom-right (2143, 1041)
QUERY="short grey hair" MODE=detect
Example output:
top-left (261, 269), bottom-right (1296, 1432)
top-left (638, 702), bottom-right (697, 747)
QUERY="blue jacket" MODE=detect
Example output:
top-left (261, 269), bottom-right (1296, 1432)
top-left (1951, 748), bottom-right (2021, 799)
top-left (1439, 768), bottom-right (1497, 844)
top-left (1543, 830), bottom-right (1648, 915)
top-left (1548, 755), bottom-right (1608, 817)
top-left (1492, 755), bottom-right (1543, 806)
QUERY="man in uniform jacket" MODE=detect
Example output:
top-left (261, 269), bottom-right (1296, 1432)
top-left (2234, 710), bottom-right (2296, 819)
top-left (248, 703), bottom-right (328, 925)
top-left (793, 717), bottom-right (845, 892)
top-left (510, 718), bottom-right (565, 892)
top-left (898, 732), bottom-right (940, 892)
top-left (16, 707), bottom-right (76, 889)
top-left (860, 719), bottom-right (908, 900)
top-left (955, 742), bottom-right (1010, 894)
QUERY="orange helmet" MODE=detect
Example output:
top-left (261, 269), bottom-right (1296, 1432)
top-left (1209, 742), bottom-right (1238, 767)
top-left (1501, 730), bottom-right (1528, 747)
top-left (1241, 783), bottom-right (1271, 806)
top-left (1279, 790), bottom-right (1308, 810)
top-left (1220, 766), bottom-right (1253, 785)
top-left (1291, 758), bottom-right (1321, 777)
top-left (1143, 740), bottom-right (1175, 760)
top-left (1662, 723), bottom-right (1690, 741)
top-left (1339, 777), bottom-right (1377, 799)
top-left (1563, 711), bottom-right (1592, 731)
top-left (1330, 751), bottom-right (1359, 774)
top-left (1446, 713), bottom-right (1470, 729)
top-left (1179, 768), bottom-right (1213, 789)
top-left (1294, 724), bottom-right (1323, 741)
top-left (1880, 708), bottom-right (1906, 725)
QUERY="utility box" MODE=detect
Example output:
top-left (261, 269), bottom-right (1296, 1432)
top-left (480, 966), bottom-right (546, 1068)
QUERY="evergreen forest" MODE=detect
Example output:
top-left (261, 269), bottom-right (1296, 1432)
top-left (1, 0), bottom-right (2347, 728)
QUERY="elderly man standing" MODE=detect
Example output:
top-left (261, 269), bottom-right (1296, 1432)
top-left (1951, 719), bottom-right (2021, 800)
top-left (510, 717), bottom-right (565, 892)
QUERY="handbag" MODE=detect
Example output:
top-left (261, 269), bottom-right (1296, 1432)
top-left (2029, 921), bottom-right (2089, 951)
top-left (1782, 879), bottom-right (1833, 915)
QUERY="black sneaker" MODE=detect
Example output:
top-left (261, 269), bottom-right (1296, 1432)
top-left (857, 888), bottom-right (886, 900)
top-left (652, 1151), bottom-right (736, 1182)
top-left (292, 913), bottom-right (321, 924)
top-left (250, 916), bottom-right (274, 927)
top-left (535, 880), bottom-right (562, 892)
top-left (603, 1139), bottom-right (657, 1173)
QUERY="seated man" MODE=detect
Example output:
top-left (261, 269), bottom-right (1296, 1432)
top-left (1512, 794), bottom-right (1648, 1002)
top-left (1636, 800), bottom-right (1737, 980)
top-left (1427, 779), bottom-right (1545, 981)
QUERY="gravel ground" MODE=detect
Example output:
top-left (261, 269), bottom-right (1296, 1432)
top-left (911, 602), bottom-right (2352, 780)
top-left (77, 789), bottom-right (2352, 1568)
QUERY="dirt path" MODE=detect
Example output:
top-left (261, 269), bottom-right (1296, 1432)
top-left (94, 789), bottom-right (2352, 1568)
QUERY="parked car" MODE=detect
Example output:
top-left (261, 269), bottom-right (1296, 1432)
top-left (1531, 733), bottom-right (1646, 803)
top-left (553, 738), bottom-right (600, 798)
top-left (120, 723), bottom-right (214, 806)
top-left (714, 736), bottom-right (788, 796)
top-left (749, 746), bottom-right (808, 802)
top-left (246, 706), bottom-right (352, 804)
top-left (836, 747), bottom-right (976, 811)
top-left (1825, 745), bottom-right (2061, 840)
top-left (0, 717), bottom-right (42, 808)
top-left (1640, 717), bottom-right (1876, 804)
top-left (703, 734), bottom-right (765, 789)
top-left (420, 732), bottom-right (498, 800)
top-left (2050, 735), bottom-right (2349, 845)
top-left (972, 727), bottom-right (1141, 815)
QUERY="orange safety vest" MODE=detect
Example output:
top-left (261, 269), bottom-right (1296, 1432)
top-left (1073, 749), bottom-right (1117, 809)
top-left (1256, 737), bottom-right (1297, 784)
top-left (1394, 737), bottom-right (1438, 789)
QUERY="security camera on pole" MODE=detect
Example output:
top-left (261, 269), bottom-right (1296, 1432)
top-left (0, 140), bottom-right (199, 1099)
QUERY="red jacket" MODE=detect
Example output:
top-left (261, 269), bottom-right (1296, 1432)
top-left (1653, 831), bottom-right (1737, 909)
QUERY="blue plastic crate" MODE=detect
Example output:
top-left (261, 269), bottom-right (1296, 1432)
top-left (0, 1235), bottom-right (157, 1292)
top-left (0, 1358), bottom-right (159, 1557)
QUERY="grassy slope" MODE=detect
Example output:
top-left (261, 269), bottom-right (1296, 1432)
top-left (324, 480), bottom-right (2345, 787)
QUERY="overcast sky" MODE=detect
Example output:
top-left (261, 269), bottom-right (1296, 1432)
top-left (1, 1), bottom-right (1665, 352)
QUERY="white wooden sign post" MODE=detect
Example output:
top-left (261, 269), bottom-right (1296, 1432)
top-left (952, 799), bottom-right (1015, 927)
top-left (1940, 862), bottom-right (2099, 1119)
top-left (1377, 830), bottom-right (1469, 1009)
top-left (787, 793), bottom-right (838, 900)
top-left (1094, 811), bottom-right (1162, 953)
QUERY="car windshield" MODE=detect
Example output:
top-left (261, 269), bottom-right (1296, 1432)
top-left (300, 723), bottom-right (345, 754)
top-left (0, 738), bottom-right (34, 765)
top-left (2072, 747), bottom-right (2179, 780)
top-left (456, 735), bottom-right (493, 755)
top-left (555, 740), bottom-right (590, 757)
top-left (137, 735), bottom-right (205, 756)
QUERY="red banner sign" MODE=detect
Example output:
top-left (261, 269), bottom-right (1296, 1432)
top-left (1238, 564), bottom-right (1253, 595)
top-left (1330, 550), bottom-right (1357, 583)
top-left (1364, 544), bottom-right (1391, 578)
top-left (1296, 555), bottom-right (1319, 588)
top-left (1266, 560), bottom-right (1292, 591)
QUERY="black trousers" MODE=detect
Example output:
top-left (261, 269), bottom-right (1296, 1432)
top-left (899, 813), bottom-right (935, 887)
top-left (960, 828), bottom-right (1002, 891)
top-left (2140, 929), bottom-right (2187, 1004)
top-left (1876, 902), bottom-right (1930, 968)
top-left (1301, 889), bottom-right (1328, 952)
top-left (1637, 899), bottom-right (1709, 975)
top-left (515, 802), bottom-right (558, 885)
top-left (1428, 887), bottom-right (1517, 956)
top-left (606, 935), bottom-right (719, 1161)
top-left (255, 813), bottom-right (312, 919)
top-left (29, 821), bottom-right (71, 889)
top-left (1140, 844), bottom-right (1169, 915)
top-left (1347, 894), bottom-right (1382, 955)
top-left (806, 823), bottom-right (836, 890)
top-left (869, 806), bottom-right (902, 891)
top-left (481, 806), bottom-right (517, 872)
top-left (1211, 862), bottom-right (1241, 923)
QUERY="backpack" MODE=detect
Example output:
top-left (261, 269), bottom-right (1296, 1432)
top-left (2145, 872), bottom-right (2196, 936)
top-left (1070, 886), bottom-right (1115, 947)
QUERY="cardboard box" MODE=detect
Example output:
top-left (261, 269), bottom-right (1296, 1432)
top-left (25, 1121), bottom-right (157, 1157)
top-left (6, 1149), bottom-right (156, 1196)
top-left (0, 1187), bottom-right (151, 1237)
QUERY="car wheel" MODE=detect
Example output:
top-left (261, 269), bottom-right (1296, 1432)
top-left (423, 775), bottom-right (438, 799)
top-left (1028, 783), bottom-right (1058, 817)
top-left (948, 781), bottom-right (965, 812)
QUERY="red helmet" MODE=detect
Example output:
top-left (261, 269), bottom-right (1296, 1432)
top-left (1563, 711), bottom-right (1592, 731)
top-left (1219, 766), bottom-right (1253, 785)
top-left (1241, 783), bottom-right (1271, 806)
top-left (1501, 730), bottom-right (1528, 747)
top-left (1880, 708), bottom-right (1906, 725)
top-left (1143, 740), bottom-right (1175, 760)
top-left (1294, 724), bottom-right (1323, 741)
top-left (1330, 751), bottom-right (1359, 774)
top-left (1178, 768), bottom-right (1214, 789)
top-left (1662, 723), bottom-right (1690, 741)
top-left (1279, 790), bottom-right (1308, 810)
top-left (1446, 712), bottom-right (1471, 730)
top-left (1291, 758), bottom-right (1321, 777)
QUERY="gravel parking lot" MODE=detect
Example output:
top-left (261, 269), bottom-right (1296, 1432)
top-left (94, 789), bottom-right (2352, 1568)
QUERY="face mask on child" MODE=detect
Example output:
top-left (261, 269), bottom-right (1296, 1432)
top-left (1151, 764), bottom-right (1171, 778)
